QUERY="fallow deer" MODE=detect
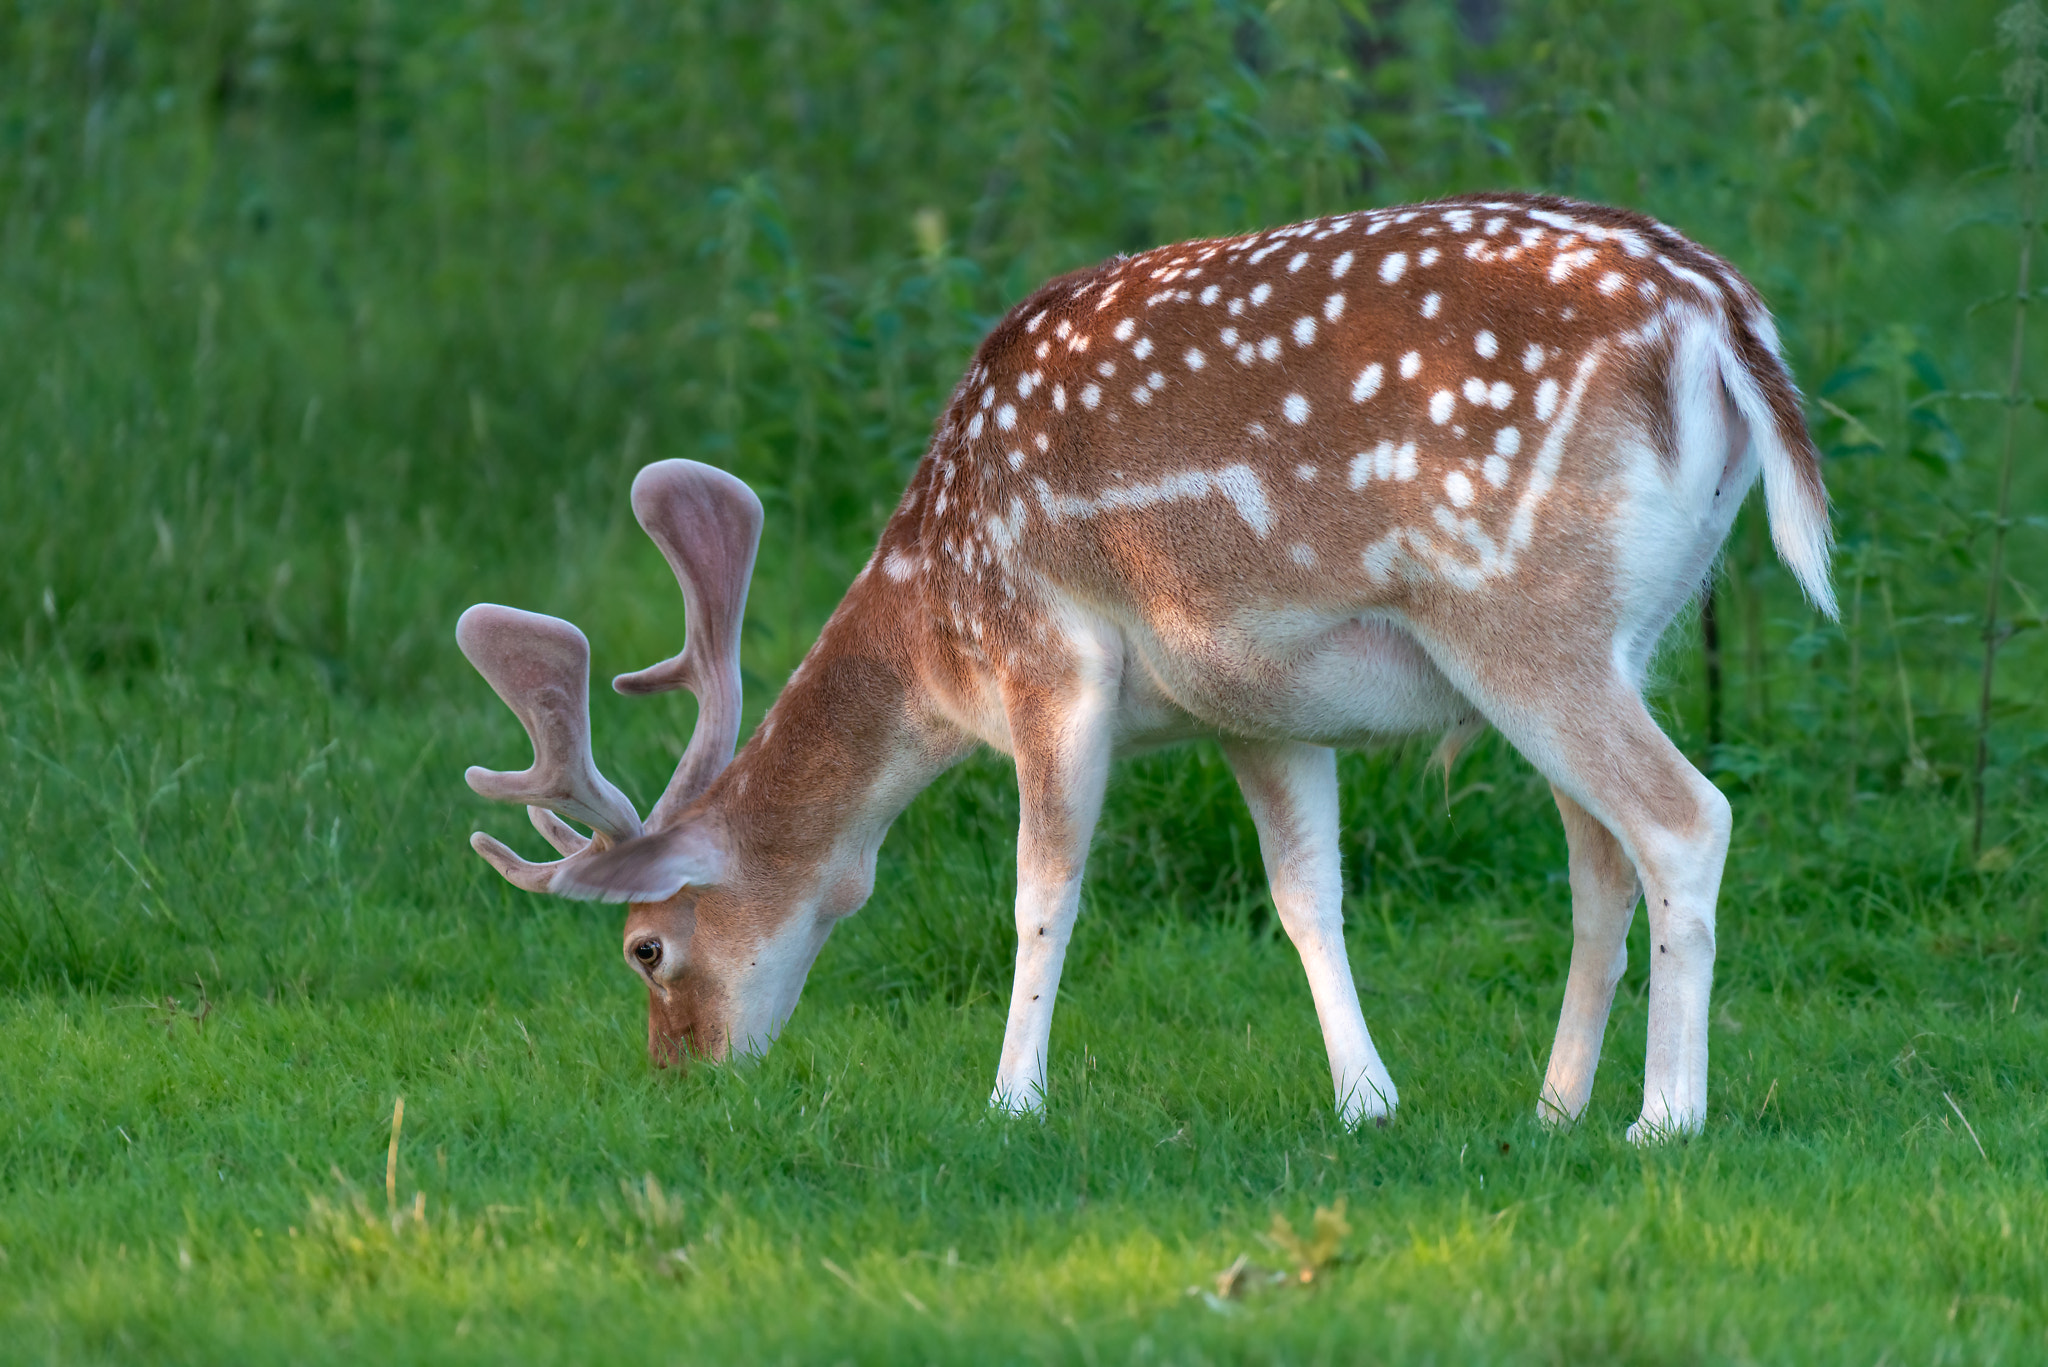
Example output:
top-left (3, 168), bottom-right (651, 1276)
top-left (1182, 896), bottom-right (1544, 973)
top-left (457, 192), bottom-right (1834, 1141)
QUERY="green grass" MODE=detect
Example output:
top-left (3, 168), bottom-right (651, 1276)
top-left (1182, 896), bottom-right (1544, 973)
top-left (4, 669), bottom-right (2044, 1362)
top-left (5, 0), bottom-right (2048, 1361)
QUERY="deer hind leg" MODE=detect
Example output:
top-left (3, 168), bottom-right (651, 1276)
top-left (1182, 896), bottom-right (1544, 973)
top-left (988, 660), bottom-right (1118, 1117)
top-left (1223, 738), bottom-right (1397, 1127)
top-left (1418, 632), bottom-right (1731, 1141)
top-left (1538, 786), bottom-right (1641, 1126)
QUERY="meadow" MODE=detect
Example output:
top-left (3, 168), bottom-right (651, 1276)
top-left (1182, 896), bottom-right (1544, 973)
top-left (2, 2), bottom-right (2045, 1361)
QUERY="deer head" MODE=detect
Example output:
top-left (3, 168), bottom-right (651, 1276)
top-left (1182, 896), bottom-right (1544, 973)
top-left (459, 459), bottom-right (762, 1062)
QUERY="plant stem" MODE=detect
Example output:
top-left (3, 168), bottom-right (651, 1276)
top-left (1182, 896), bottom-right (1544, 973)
top-left (1702, 580), bottom-right (1722, 749)
top-left (1972, 172), bottom-right (2034, 856)
top-left (1878, 572), bottom-right (1926, 778)
top-left (1744, 508), bottom-right (1770, 739)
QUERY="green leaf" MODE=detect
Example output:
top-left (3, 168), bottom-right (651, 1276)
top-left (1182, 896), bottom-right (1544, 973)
top-left (1817, 397), bottom-right (1884, 455)
top-left (1907, 350), bottom-right (1949, 394)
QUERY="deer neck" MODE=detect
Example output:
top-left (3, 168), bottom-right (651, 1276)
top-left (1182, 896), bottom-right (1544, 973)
top-left (706, 570), bottom-right (977, 917)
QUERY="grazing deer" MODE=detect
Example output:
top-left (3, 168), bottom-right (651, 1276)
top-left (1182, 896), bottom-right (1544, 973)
top-left (457, 192), bottom-right (1834, 1141)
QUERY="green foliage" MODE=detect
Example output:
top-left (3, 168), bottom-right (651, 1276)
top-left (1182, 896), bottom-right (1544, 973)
top-left (2, 0), bottom-right (2046, 1360)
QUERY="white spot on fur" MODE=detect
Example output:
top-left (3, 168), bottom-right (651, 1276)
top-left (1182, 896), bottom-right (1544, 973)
top-left (1018, 373), bottom-right (1036, 398)
top-left (1419, 247), bottom-right (1440, 267)
top-left (1444, 470), bottom-right (1474, 507)
top-left (883, 549), bottom-right (919, 581)
top-left (1295, 464), bottom-right (1317, 481)
top-left (1132, 384), bottom-right (1152, 405)
top-left (1283, 393), bottom-right (1310, 425)
top-left (1379, 253), bottom-right (1407, 283)
top-left (1228, 297), bottom-right (1245, 316)
top-left (1350, 440), bottom-right (1418, 486)
top-left (1220, 327), bottom-right (1239, 345)
top-left (1323, 293), bottom-right (1345, 322)
top-left (1250, 282), bottom-right (1273, 306)
top-left (1421, 292), bottom-right (1441, 319)
top-left (1482, 455), bottom-right (1510, 487)
top-left (1113, 318), bottom-right (1136, 342)
top-left (1429, 390), bottom-right (1455, 424)
top-left (1097, 360), bottom-right (1115, 377)
top-left (1494, 425), bottom-right (1521, 456)
top-left (1549, 248), bottom-right (1597, 282)
top-left (1290, 542), bottom-right (1317, 568)
top-left (1487, 380), bottom-right (1513, 409)
top-left (1200, 284), bottom-right (1221, 305)
top-left (1474, 330), bottom-right (1498, 359)
top-left (1535, 378), bottom-right (1560, 421)
top-left (967, 412), bottom-right (985, 439)
top-left (1292, 316), bottom-right (1317, 346)
top-left (1053, 384), bottom-right (1067, 412)
top-left (1034, 432), bottom-right (1050, 452)
top-left (997, 404), bottom-right (1017, 431)
top-left (1351, 363), bottom-right (1383, 403)
top-left (1184, 347), bottom-right (1206, 370)
top-left (1236, 344), bottom-right (1255, 365)
top-left (1081, 384), bottom-right (1101, 409)
top-left (1462, 377), bottom-right (1487, 405)
top-left (1598, 271), bottom-right (1625, 296)
top-left (1523, 342), bottom-right (1545, 372)
top-left (1400, 351), bottom-right (1421, 379)
top-left (1132, 336), bottom-right (1154, 360)
top-left (1008, 449), bottom-right (1025, 470)
top-left (1259, 336), bottom-right (1282, 362)
top-left (1332, 251), bottom-right (1354, 278)
top-left (1288, 252), bottom-right (1309, 273)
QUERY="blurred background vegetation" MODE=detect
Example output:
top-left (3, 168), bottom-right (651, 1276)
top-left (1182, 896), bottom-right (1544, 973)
top-left (1, 0), bottom-right (2042, 998)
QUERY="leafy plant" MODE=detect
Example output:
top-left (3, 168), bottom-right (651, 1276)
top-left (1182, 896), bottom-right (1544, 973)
top-left (1973, 0), bottom-right (2048, 857)
top-left (1262, 1198), bottom-right (1354, 1285)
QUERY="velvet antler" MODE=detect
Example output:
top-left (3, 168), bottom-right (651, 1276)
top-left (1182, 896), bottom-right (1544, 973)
top-left (610, 460), bottom-right (763, 830)
top-left (459, 460), bottom-right (762, 899)
top-left (457, 605), bottom-right (643, 892)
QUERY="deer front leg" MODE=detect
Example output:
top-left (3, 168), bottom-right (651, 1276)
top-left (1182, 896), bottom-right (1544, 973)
top-left (1223, 738), bottom-right (1397, 1128)
top-left (988, 666), bottom-right (1117, 1117)
top-left (1538, 786), bottom-right (1640, 1125)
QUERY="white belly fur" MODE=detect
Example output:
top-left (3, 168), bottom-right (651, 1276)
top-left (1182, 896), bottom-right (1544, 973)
top-left (1110, 608), bottom-right (1472, 754)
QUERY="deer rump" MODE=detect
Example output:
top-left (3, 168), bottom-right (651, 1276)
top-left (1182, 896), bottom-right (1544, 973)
top-left (458, 191), bottom-right (1833, 1143)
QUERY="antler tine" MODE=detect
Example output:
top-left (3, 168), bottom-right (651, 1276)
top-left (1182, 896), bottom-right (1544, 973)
top-left (457, 604), bottom-right (644, 845)
top-left (466, 807), bottom-right (596, 895)
top-left (611, 460), bottom-right (763, 830)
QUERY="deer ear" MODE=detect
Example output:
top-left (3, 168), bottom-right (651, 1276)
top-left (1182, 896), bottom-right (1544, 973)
top-left (550, 818), bottom-right (729, 903)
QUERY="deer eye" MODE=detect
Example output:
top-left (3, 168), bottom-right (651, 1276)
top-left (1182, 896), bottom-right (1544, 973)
top-left (632, 939), bottom-right (662, 969)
